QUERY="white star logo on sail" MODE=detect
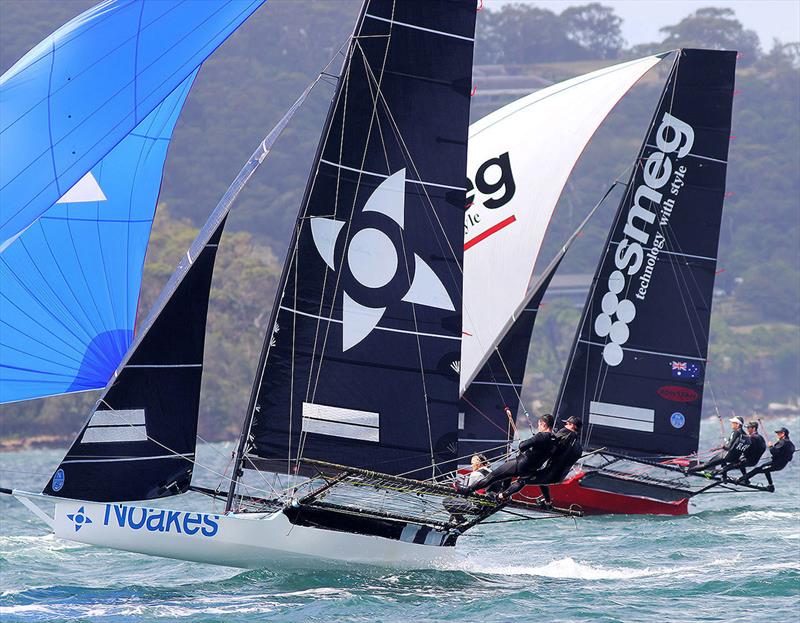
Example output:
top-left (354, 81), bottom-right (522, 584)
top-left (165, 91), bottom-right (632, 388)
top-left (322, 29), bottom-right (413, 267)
top-left (0, 172), bottom-right (108, 253)
top-left (56, 171), bottom-right (107, 204)
top-left (310, 168), bottom-right (454, 351)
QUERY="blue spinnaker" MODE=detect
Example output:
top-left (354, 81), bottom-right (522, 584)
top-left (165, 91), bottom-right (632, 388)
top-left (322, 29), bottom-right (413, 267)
top-left (0, 0), bottom-right (266, 249)
top-left (0, 72), bottom-right (197, 403)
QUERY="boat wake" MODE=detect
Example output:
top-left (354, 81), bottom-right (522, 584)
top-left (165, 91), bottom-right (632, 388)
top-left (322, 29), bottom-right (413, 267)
top-left (461, 556), bottom-right (662, 580)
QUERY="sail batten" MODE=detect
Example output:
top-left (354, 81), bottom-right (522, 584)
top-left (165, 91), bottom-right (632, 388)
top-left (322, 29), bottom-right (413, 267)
top-left (458, 183), bottom-right (611, 460)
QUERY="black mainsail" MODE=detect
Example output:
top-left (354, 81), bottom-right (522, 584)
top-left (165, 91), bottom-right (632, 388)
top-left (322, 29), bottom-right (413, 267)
top-left (554, 49), bottom-right (737, 459)
top-left (234, 0), bottom-right (477, 484)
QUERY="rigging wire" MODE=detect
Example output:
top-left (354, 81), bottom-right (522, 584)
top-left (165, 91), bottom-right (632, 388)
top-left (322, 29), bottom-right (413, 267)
top-left (92, 399), bottom-right (283, 499)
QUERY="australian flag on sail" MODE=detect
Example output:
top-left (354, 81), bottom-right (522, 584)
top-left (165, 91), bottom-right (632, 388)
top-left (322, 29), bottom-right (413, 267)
top-left (671, 361), bottom-right (701, 379)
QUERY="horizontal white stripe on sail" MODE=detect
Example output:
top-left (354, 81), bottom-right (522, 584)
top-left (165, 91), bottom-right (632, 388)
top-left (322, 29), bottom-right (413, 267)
top-left (279, 305), bottom-right (460, 342)
top-left (61, 453), bottom-right (193, 464)
top-left (319, 159), bottom-right (467, 191)
top-left (589, 401), bottom-right (654, 433)
top-left (458, 438), bottom-right (509, 443)
top-left (302, 402), bottom-right (379, 442)
top-left (645, 143), bottom-right (727, 164)
top-left (470, 381), bottom-right (522, 387)
top-left (87, 409), bottom-right (146, 426)
top-left (608, 240), bottom-right (716, 263)
top-left (81, 426), bottom-right (148, 443)
top-left (578, 340), bottom-right (707, 362)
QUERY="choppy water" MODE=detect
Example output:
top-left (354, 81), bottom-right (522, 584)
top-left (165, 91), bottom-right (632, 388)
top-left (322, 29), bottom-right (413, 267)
top-left (2, 418), bottom-right (798, 622)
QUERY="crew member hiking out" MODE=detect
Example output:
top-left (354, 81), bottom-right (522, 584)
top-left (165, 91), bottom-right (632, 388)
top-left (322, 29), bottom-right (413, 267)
top-left (688, 416), bottom-right (748, 477)
top-left (523, 416), bottom-right (584, 507)
top-left (741, 427), bottom-right (795, 490)
top-left (455, 414), bottom-right (556, 496)
top-left (738, 421), bottom-right (767, 474)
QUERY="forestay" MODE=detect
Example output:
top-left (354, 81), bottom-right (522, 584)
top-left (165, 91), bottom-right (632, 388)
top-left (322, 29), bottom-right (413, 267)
top-left (458, 181), bottom-right (615, 462)
top-left (240, 0), bottom-right (477, 481)
top-left (42, 217), bottom-right (224, 502)
top-left (458, 270), bottom-right (554, 461)
top-left (554, 49), bottom-right (737, 458)
top-left (460, 54), bottom-right (663, 394)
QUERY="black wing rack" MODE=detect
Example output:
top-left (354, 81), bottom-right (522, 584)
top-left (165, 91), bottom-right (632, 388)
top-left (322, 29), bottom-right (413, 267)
top-left (225, 459), bottom-right (582, 546)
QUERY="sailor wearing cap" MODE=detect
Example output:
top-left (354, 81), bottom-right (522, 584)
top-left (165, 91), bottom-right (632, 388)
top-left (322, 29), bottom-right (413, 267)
top-left (742, 421), bottom-right (767, 469)
top-left (740, 427), bottom-right (795, 490)
top-left (687, 415), bottom-right (749, 477)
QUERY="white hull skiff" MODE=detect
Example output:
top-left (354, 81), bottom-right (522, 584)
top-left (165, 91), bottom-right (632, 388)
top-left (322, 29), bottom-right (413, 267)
top-left (24, 496), bottom-right (457, 569)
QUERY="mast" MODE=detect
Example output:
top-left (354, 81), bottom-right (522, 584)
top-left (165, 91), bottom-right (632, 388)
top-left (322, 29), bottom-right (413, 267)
top-left (225, 16), bottom-right (364, 514)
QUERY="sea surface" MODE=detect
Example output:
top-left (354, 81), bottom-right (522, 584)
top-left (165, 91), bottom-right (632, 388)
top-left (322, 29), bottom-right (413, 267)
top-left (1, 417), bottom-right (798, 623)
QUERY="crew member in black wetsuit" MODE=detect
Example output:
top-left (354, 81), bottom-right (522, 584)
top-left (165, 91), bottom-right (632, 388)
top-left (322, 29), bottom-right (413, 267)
top-left (456, 414), bottom-right (555, 495)
top-left (688, 416), bottom-right (748, 475)
top-left (740, 421), bottom-right (767, 473)
top-left (522, 416), bottom-right (584, 506)
top-left (741, 427), bottom-right (795, 490)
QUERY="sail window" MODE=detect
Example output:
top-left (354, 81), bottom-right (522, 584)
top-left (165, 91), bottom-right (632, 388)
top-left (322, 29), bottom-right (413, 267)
top-left (301, 403), bottom-right (379, 443)
top-left (589, 401), bottom-right (654, 433)
top-left (80, 409), bottom-right (147, 443)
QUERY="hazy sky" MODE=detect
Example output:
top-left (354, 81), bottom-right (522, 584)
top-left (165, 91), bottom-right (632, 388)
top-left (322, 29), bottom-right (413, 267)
top-left (485, 1), bottom-right (800, 48)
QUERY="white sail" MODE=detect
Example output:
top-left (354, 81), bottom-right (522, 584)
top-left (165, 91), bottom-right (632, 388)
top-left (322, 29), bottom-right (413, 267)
top-left (461, 55), bottom-right (664, 394)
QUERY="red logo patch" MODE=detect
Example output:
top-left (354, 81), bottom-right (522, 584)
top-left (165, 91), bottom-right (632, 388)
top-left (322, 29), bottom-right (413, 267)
top-left (657, 385), bottom-right (699, 403)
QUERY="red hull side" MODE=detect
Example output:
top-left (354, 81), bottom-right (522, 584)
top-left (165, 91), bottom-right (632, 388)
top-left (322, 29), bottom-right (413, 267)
top-left (514, 472), bottom-right (689, 516)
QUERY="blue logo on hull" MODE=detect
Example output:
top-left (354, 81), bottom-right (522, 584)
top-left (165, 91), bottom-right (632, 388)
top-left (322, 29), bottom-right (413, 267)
top-left (103, 504), bottom-right (220, 538)
top-left (67, 506), bottom-right (92, 532)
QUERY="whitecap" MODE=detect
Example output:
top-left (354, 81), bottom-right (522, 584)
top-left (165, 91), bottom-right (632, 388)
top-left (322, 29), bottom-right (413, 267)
top-left (478, 557), bottom-right (658, 580)
top-left (731, 510), bottom-right (799, 522)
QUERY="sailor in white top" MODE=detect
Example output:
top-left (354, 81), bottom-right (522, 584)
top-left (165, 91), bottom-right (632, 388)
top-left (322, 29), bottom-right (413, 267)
top-left (465, 454), bottom-right (492, 488)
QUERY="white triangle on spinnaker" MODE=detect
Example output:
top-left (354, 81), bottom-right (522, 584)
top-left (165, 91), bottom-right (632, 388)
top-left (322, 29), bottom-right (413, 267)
top-left (362, 168), bottom-right (405, 228)
top-left (310, 217), bottom-right (345, 270)
top-left (343, 293), bottom-right (385, 351)
top-left (402, 254), bottom-right (454, 311)
top-left (56, 171), bottom-right (107, 204)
